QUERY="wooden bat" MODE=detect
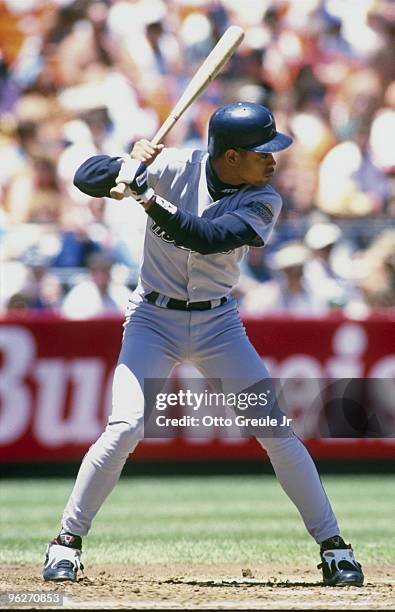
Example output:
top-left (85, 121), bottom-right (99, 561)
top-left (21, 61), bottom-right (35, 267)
top-left (109, 25), bottom-right (245, 200)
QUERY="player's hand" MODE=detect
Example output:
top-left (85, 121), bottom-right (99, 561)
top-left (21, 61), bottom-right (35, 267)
top-left (130, 139), bottom-right (164, 166)
top-left (116, 156), bottom-right (155, 206)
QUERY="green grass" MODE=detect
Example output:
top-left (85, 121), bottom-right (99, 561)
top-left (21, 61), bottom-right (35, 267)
top-left (1, 475), bottom-right (394, 565)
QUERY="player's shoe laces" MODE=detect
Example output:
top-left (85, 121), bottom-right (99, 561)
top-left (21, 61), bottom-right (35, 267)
top-left (318, 536), bottom-right (364, 586)
top-left (43, 533), bottom-right (83, 582)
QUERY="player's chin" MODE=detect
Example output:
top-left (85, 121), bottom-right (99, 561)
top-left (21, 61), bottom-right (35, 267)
top-left (255, 176), bottom-right (272, 186)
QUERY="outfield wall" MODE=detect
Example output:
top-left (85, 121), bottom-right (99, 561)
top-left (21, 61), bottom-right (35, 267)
top-left (0, 313), bottom-right (394, 463)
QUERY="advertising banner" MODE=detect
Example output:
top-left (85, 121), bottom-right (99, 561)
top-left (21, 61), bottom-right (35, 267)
top-left (0, 313), bottom-right (394, 462)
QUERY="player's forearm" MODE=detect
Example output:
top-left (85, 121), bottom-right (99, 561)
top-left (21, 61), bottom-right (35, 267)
top-left (73, 155), bottom-right (259, 253)
top-left (146, 196), bottom-right (257, 254)
top-left (73, 142), bottom-right (162, 198)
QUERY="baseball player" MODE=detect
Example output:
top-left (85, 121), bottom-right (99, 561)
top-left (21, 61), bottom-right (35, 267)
top-left (43, 102), bottom-right (363, 587)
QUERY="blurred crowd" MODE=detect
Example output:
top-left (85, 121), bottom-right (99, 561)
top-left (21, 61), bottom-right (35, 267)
top-left (0, 0), bottom-right (394, 318)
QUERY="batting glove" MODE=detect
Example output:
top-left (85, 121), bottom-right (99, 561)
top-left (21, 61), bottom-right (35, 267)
top-left (115, 156), bottom-right (155, 204)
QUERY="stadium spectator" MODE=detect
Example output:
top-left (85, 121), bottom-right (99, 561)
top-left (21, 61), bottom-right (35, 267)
top-left (4, 250), bottom-right (63, 312)
top-left (355, 230), bottom-right (395, 308)
top-left (239, 242), bottom-right (328, 315)
top-left (304, 222), bottom-right (361, 308)
top-left (0, 0), bottom-right (394, 315)
top-left (61, 251), bottom-right (132, 319)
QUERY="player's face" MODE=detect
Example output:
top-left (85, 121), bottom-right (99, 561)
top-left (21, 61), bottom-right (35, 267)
top-left (235, 150), bottom-right (276, 186)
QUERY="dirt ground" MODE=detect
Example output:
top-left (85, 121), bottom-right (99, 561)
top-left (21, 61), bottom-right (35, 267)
top-left (1, 563), bottom-right (394, 610)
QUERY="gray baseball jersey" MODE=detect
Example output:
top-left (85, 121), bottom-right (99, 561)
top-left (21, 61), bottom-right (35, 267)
top-left (133, 148), bottom-right (282, 302)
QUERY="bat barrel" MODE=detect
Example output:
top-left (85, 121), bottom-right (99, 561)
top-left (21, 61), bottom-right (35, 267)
top-left (109, 25), bottom-right (244, 200)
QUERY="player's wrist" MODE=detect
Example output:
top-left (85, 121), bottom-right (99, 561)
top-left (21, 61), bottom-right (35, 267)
top-left (116, 156), bottom-right (143, 185)
top-left (129, 187), bottom-right (155, 207)
top-left (144, 194), bottom-right (178, 224)
top-left (149, 195), bottom-right (178, 215)
top-left (116, 156), bottom-right (150, 197)
top-left (115, 155), bottom-right (156, 204)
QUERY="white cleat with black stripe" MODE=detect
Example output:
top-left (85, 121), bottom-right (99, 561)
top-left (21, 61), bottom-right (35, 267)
top-left (43, 533), bottom-right (83, 582)
top-left (318, 537), bottom-right (364, 586)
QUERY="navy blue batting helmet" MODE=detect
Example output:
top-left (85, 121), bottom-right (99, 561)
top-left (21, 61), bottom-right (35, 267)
top-left (207, 101), bottom-right (293, 157)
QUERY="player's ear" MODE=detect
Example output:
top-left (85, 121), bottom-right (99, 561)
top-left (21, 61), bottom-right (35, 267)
top-left (224, 148), bottom-right (241, 166)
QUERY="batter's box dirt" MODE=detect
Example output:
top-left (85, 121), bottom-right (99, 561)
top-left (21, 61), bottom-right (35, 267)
top-left (1, 563), bottom-right (394, 610)
top-left (161, 577), bottom-right (325, 587)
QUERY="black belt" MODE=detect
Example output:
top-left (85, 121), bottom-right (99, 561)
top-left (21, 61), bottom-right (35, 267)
top-left (146, 291), bottom-right (227, 311)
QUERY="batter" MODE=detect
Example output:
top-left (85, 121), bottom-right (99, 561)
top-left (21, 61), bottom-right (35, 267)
top-left (43, 102), bottom-right (363, 587)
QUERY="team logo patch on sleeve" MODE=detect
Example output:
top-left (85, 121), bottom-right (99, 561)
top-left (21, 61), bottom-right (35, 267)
top-left (249, 201), bottom-right (274, 225)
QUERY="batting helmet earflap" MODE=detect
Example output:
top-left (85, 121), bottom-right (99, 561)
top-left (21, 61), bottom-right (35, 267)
top-left (207, 101), bottom-right (293, 157)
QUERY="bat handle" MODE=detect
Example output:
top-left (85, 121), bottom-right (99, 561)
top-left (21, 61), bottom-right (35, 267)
top-left (109, 182), bottom-right (128, 200)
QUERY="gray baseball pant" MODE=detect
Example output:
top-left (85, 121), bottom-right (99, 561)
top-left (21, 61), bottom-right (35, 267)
top-left (62, 299), bottom-right (339, 543)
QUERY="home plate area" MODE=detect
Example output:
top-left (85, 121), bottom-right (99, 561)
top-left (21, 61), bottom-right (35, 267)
top-left (2, 563), bottom-right (394, 610)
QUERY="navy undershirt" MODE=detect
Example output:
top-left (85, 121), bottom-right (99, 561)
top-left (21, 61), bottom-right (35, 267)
top-left (73, 154), bottom-right (262, 254)
top-left (205, 156), bottom-right (245, 201)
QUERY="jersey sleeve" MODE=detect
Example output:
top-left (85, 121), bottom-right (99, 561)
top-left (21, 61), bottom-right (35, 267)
top-left (146, 198), bottom-right (259, 254)
top-left (73, 155), bottom-right (122, 197)
top-left (73, 148), bottom-right (198, 199)
top-left (231, 191), bottom-right (283, 245)
top-left (73, 149), bottom-right (177, 198)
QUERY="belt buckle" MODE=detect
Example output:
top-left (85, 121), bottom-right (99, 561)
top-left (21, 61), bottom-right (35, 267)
top-left (185, 299), bottom-right (190, 310)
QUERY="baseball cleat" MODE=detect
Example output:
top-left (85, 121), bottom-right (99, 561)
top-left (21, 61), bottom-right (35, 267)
top-left (318, 540), bottom-right (364, 586)
top-left (43, 533), bottom-right (83, 582)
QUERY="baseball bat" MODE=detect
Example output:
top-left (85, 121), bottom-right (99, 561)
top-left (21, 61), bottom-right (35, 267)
top-left (109, 25), bottom-right (245, 200)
